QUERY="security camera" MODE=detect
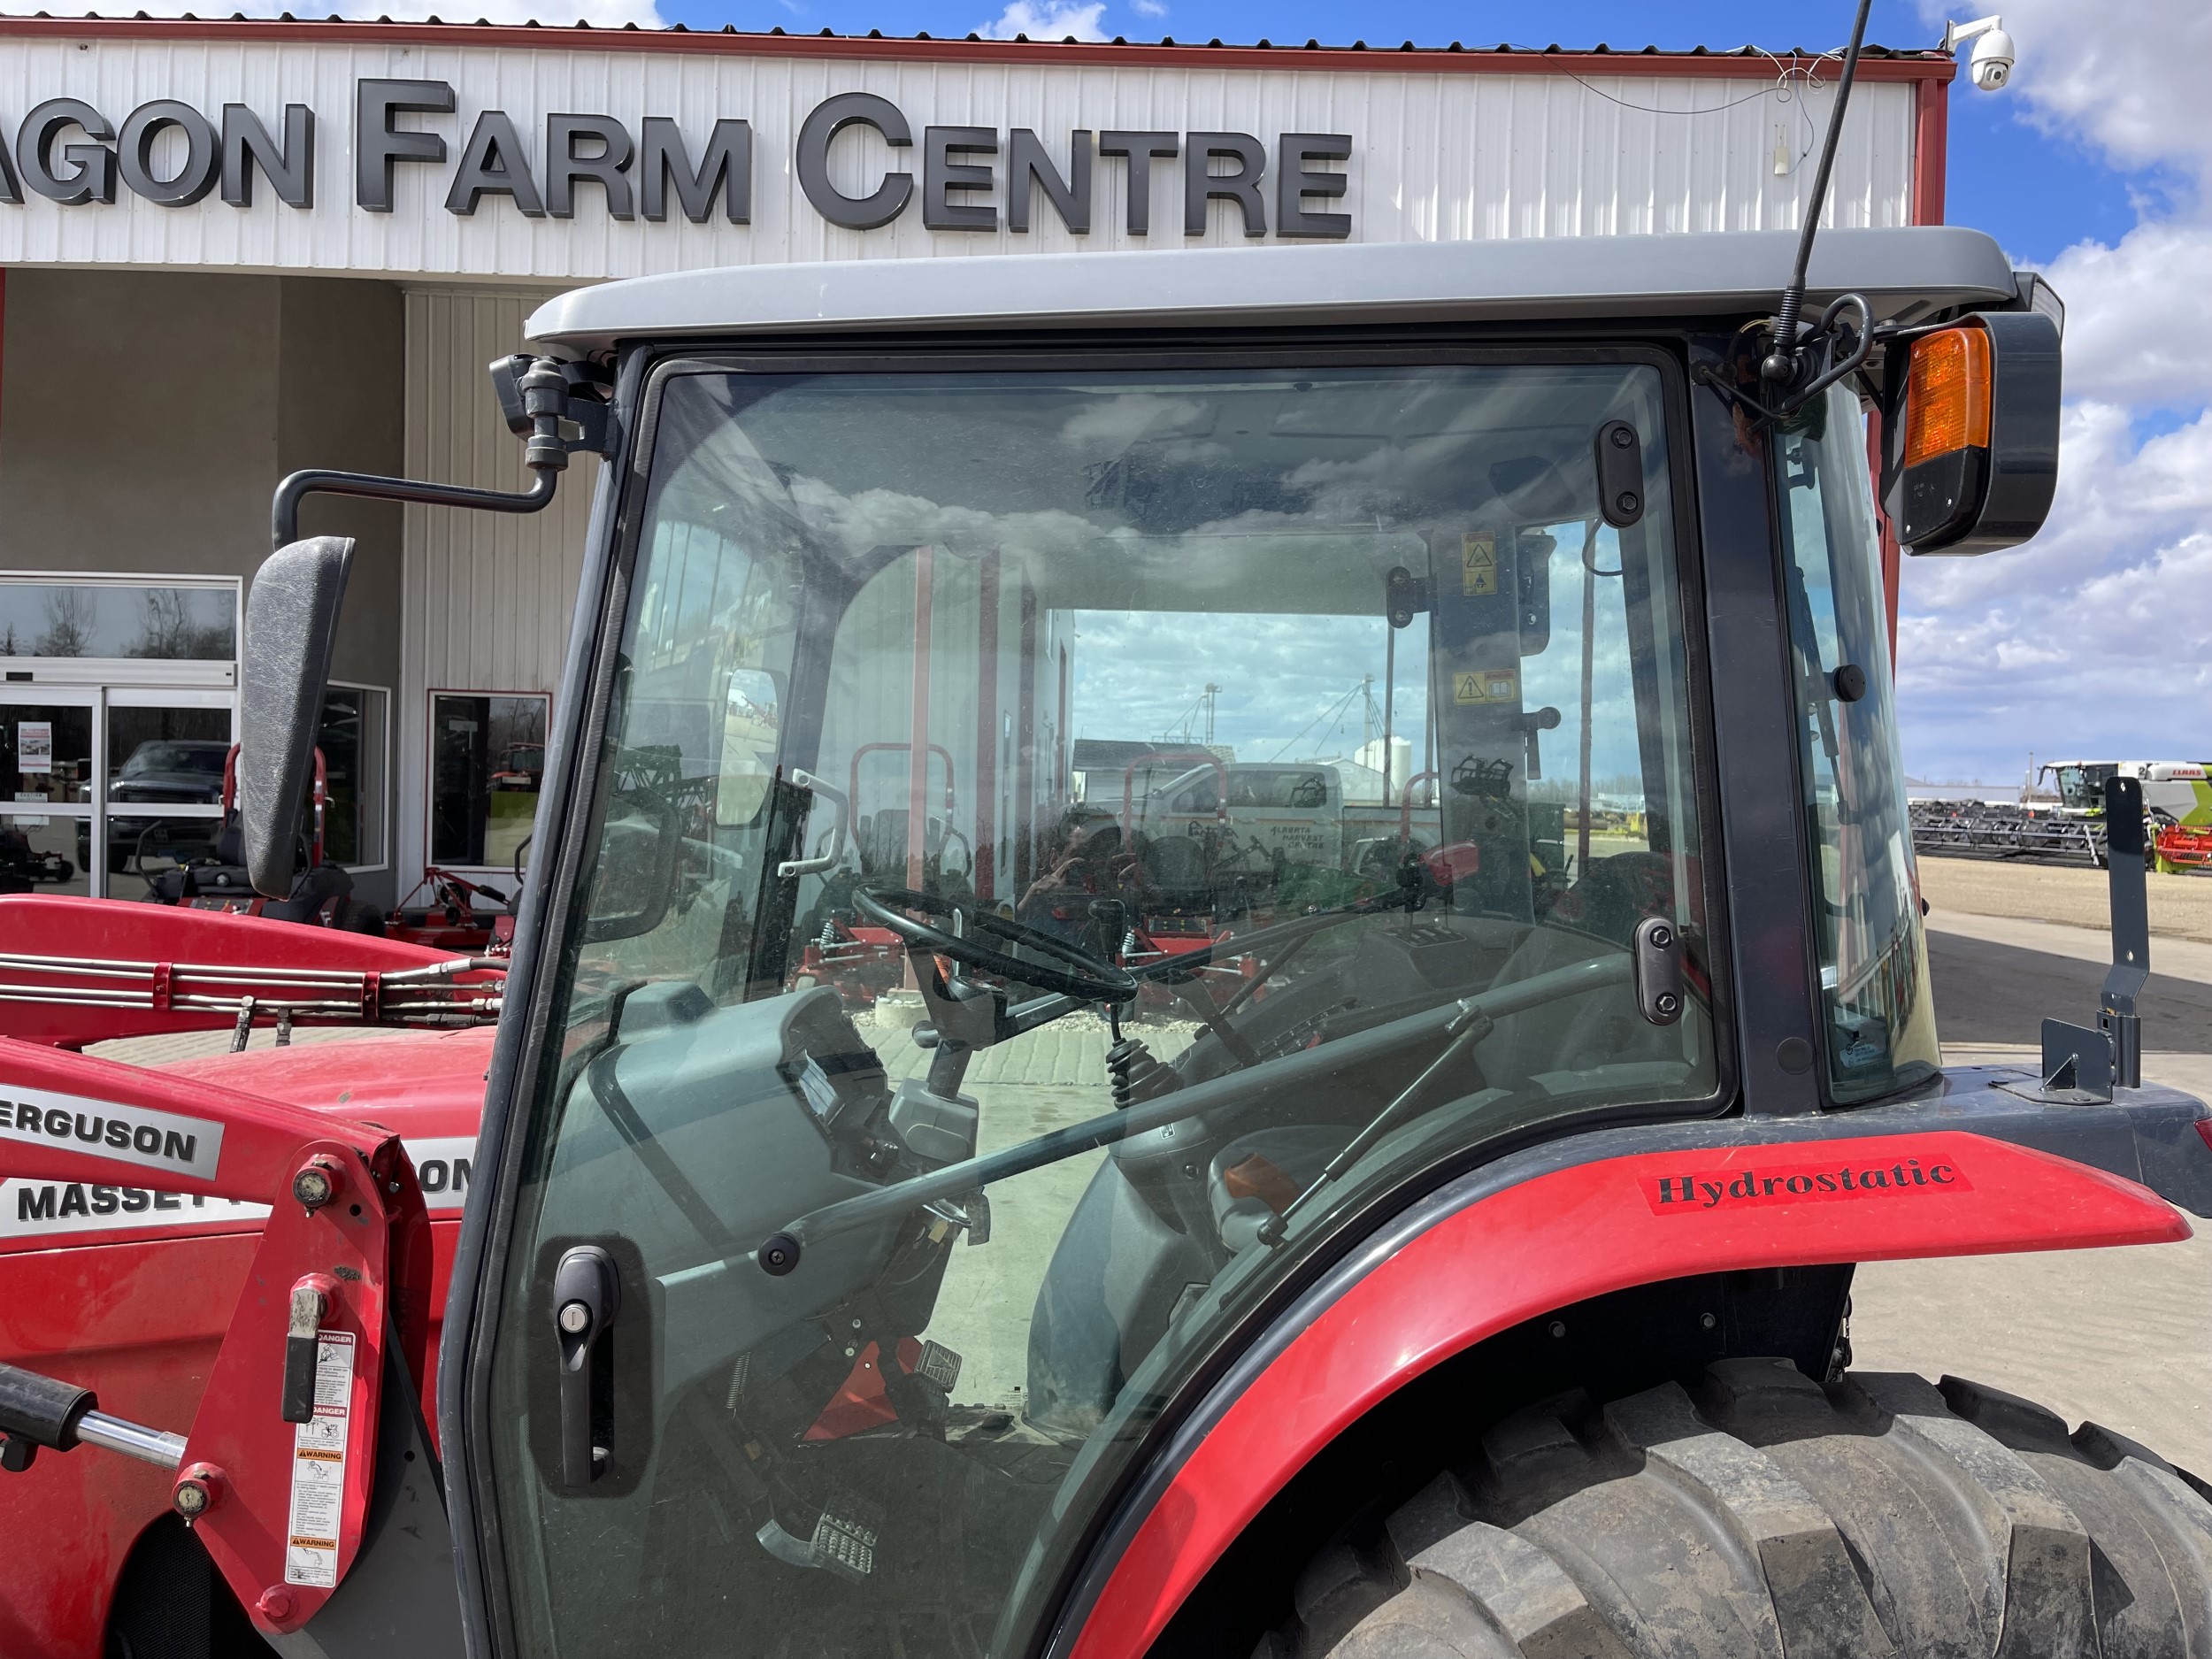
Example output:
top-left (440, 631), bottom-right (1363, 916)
top-left (1943, 14), bottom-right (2016, 92)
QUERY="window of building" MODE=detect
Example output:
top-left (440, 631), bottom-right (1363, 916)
top-left (430, 692), bottom-right (547, 870)
top-left (1, 576), bottom-right (239, 687)
top-left (320, 685), bottom-right (389, 871)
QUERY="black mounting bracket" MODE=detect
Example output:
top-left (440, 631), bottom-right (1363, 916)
top-left (2037, 776), bottom-right (2148, 1102)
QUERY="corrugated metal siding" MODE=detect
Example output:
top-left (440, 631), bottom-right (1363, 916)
top-left (398, 286), bottom-right (599, 879)
top-left (0, 41), bottom-right (1916, 279)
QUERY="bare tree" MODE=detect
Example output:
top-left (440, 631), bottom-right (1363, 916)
top-left (34, 588), bottom-right (93, 657)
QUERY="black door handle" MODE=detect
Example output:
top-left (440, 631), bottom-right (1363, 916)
top-left (552, 1244), bottom-right (621, 1490)
top-left (1632, 915), bottom-right (1686, 1026)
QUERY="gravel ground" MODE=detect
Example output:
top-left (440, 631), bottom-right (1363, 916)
top-left (1919, 852), bottom-right (2212, 944)
top-left (1849, 898), bottom-right (2212, 1474)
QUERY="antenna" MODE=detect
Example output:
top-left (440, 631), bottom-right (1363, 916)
top-left (1760, 0), bottom-right (1874, 403)
top-left (1683, 0), bottom-right (1885, 428)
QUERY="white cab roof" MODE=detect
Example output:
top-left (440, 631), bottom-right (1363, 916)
top-left (526, 227), bottom-right (2018, 352)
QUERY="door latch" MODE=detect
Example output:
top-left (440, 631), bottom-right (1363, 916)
top-left (1632, 916), bottom-right (1686, 1026)
top-left (552, 1244), bottom-right (622, 1490)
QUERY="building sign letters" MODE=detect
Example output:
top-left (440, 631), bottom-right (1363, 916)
top-left (0, 80), bottom-right (1353, 238)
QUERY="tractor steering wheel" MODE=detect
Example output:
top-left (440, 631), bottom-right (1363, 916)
top-left (850, 885), bottom-right (1139, 1005)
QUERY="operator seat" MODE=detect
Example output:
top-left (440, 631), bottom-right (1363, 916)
top-left (1198, 855), bottom-right (1685, 1255)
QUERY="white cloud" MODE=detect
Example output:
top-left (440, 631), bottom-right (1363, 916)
top-left (1901, 2), bottom-right (2212, 782)
top-left (1131, 0), bottom-right (1168, 17)
top-left (1932, 0), bottom-right (2212, 178)
top-left (2039, 222), bottom-right (2212, 408)
top-left (975, 0), bottom-right (1108, 41)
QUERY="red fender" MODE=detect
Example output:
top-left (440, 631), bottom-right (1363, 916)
top-left (1069, 1131), bottom-right (2190, 1659)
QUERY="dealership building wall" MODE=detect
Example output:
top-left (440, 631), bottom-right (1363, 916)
top-left (0, 19), bottom-right (1951, 911)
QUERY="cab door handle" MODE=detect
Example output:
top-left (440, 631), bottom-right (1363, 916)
top-left (1632, 917), bottom-right (1686, 1026)
top-left (552, 1245), bottom-right (621, 1490)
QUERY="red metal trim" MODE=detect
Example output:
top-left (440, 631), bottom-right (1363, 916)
top-left (905, 548), bottom-right (935, 898)
top-left (0, 18), bottom-right (1957, 81)
top-left (1912, 74), bottom-right (1950, 225)
top-left (1867, 410), bottom-right (1901, 664)
top-left (975, 551), bottom-right (1001, 903)
top-left (1015, 581), bottom-right (1039, 895)
top-left (1067, 1131), bottom-right (2187, 1659)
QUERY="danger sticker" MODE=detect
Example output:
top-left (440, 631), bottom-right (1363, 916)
top-left (0, 1088), bottom-right (223, 1180)
top-left (1461, 533), bottom-right (1498, 596)
top-left (1453, 668), bottom-right (1519, 705)
top-left (284, 1329), bottom-right (356, 1589)
top-left (1646, 1156), bottom-right (1972, 1216)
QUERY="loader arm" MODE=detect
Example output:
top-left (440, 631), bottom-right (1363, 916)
top-left (0, 1037), bottom-right (435, 1641)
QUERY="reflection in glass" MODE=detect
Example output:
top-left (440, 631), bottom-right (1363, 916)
top-left (432, 695), bottom-right (548, 867)
top-left (107, 706), bottom-right (232, 805)
top-left (106, 815), bottom-right (227, 902)
top-left (0, 584), bottom-right (236, 661)
top-left (319, 687), bottom-right (388, 867)
top-left (4, 705), bottom-right (93, 805)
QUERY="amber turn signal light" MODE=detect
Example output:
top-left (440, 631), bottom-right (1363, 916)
top-left (1901, 326), bottom-right (1992, 466)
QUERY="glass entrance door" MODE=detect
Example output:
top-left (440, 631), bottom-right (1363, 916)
top-left (0, 688), bottom-right (235, 901)
top-left (1, 694), bottom-right (95, 897)
top-left (103, 691), bottom-right (236, 902)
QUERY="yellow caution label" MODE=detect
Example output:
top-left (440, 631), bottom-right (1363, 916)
top-left (1454, 668), bottom-right (1520, 705)
top-left (1462, 533), bottom-right (1497, 596)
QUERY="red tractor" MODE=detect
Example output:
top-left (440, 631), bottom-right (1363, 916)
top-left (7, 52), bottom-right (2212, 1657)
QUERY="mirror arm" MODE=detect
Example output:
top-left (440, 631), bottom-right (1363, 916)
top-left (269, 357), bottom-right (578, 548)
top-left (273, 465), bottom-right (558, 550)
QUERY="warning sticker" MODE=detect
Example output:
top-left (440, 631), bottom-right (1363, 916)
top-left (284, 1329), bottom-right (355, 1589)
top-left (1453, 668), bottom-right (1520, 705)
top-left (1461, 534), bottom-right (1497, 596)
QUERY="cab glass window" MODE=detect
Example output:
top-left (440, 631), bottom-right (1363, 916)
top-left (1774, 387), bottom-right (1941, 1102)
top-left (489, 362), bottom-right (1719, 1655)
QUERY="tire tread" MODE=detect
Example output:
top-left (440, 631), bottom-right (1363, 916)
top-left (1271, 1361), bottom-right (2212, 1659)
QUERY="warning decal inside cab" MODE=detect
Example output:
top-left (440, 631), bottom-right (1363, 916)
top-left (0, 1087), bottom-right (224, 1180)
top-left (1645, 1156), bottom-right (1971, 1216)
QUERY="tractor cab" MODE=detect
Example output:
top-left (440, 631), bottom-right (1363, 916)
top-left (356, 227), bottom-right (2056, 1657)
top-left (12, 220), bottom-right (2150, 1659)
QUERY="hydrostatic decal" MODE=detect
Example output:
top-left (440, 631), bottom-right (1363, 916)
top-left (1646, 1156), bottom-right (1972, 1215)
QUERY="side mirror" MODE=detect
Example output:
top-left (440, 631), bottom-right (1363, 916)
top-left (240, 538), bottom-right (354, 898)
top-left (1885, 309), bottom-right (2062, 556)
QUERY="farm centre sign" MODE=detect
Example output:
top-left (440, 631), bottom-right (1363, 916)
top-left (0, 82), bottom-right (1355, 237)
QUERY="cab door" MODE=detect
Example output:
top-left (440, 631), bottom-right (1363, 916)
top-left (439, 349), bottom-right (1729, 1659)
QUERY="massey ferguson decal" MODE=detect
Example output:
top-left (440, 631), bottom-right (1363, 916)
top-left (1646, 1156), bottom-right (1971, 1215)
top-left (0, 1135), bottom-right (474, 1240)
top-left (0, 1086), bottom-right (223, 1179)
top-left (0, 1184), bottom-right (267, 1240)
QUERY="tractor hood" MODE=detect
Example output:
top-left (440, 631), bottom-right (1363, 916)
top-left (157, 1028), bottom-right (493, 1208)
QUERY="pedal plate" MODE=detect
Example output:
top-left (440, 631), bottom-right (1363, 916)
top-left (912, 1340), bottom-right (963, 1395)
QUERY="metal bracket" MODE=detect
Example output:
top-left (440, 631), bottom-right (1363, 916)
top-left (2032, 776), bottom-right (2149, 1103)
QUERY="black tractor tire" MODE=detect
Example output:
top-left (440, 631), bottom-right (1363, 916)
top-left (1264, 1358), bottom-right (2212, 1659)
